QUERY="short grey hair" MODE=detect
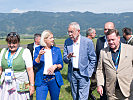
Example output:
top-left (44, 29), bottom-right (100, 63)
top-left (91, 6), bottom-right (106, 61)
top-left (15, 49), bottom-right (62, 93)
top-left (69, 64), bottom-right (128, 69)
top-left (40, 30), bottom-right (53, 46)
top-left (86, 28), bottom-right (95, 37)
top-left (69, 22), bottom-right (80, 30)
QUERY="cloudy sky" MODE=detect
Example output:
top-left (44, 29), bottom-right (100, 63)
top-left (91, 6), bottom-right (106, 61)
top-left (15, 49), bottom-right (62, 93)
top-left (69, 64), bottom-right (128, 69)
top-left (0, 0), bottom-right (133, 13)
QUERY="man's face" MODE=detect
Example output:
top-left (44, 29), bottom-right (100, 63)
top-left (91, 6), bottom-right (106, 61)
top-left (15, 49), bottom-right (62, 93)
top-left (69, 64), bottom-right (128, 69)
top-left (104, 23), bottom-right (115, 35)
top-left (91, 30), bottom-right (96, 39)
top-left (107, 32), bottom-right (120, 50)
top-left (123, 32), bottom-right (126, 40)
top-left (68, 25), bottom-right (80, 41)
top-left (35, 36), bottom-right (41, 45)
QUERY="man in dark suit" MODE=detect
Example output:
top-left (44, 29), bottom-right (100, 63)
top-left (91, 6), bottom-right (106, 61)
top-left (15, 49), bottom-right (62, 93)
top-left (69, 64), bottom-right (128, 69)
top-left (27, 33), bottom-right (41, 100)
top-left (27, 33), bottom-right (41, 59)
top-left (96, 22), bottom-right (126, 62)
top-left (96, 22), bottom-right (115, 62)
top-left (96, 22), bottom-right (115, 100)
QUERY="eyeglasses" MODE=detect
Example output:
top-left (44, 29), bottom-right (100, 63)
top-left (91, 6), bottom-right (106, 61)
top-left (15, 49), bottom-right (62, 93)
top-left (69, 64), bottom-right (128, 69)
top-left (47, 37), bottom-right (54, 40)
top-left (67, 31), bottom-right (75, 35)
top-left (68, 31), bottom-right (74, 34)
top-left (104, 29), bottom-right (113, 31)
top-left (7, 32), bottom-right (18, 37)
top-left (104, 29), bottom-right (109, 31)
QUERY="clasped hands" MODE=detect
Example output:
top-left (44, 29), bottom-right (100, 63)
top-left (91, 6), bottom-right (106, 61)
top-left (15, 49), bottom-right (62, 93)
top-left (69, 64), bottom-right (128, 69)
top-left (47, 64), bottom-right (57, 75)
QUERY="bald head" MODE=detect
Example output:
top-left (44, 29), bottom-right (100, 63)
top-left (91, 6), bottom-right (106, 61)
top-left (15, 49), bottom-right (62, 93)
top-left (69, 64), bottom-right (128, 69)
top-left (104, 22), bottom-right (115, 35)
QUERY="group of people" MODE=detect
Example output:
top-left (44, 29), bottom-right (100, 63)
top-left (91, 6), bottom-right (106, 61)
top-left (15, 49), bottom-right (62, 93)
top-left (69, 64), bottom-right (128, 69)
top-left (96, 22), bottom-right (133, 100)
top-left (0, 21), bottom-right (133, 100)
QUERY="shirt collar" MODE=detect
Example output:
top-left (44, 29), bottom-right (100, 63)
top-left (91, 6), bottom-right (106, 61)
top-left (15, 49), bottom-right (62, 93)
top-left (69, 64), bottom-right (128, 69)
top-left (34, 42), bottom-right (40, 48)
top-left (127, 36), bottom-right (133, 44)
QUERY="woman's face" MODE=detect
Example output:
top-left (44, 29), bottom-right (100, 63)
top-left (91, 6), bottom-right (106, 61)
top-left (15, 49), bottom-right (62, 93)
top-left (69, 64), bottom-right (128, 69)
top-left (44, 34), bottom-right (54, 47)
top-left (8, 42), bottom-right (19, 52)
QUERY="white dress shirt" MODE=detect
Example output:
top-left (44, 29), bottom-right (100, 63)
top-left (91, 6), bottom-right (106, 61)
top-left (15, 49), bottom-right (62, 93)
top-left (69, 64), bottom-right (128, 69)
top-left (73, 36), bottom-right (80, 68)
top-left (104, 36), bottom-right (108, 48)
top-left (33, 42), bottom-right (40, 58)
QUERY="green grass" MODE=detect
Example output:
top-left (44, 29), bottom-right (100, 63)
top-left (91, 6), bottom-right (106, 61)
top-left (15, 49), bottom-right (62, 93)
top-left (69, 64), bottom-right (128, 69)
top-left (54, 39), bottom-right (65, 45)
top-left (0, 39), bottom-right (65, 45)
top-left (0, 38), bottom-right (95, 45)
top-left (0, 39), bottom-right (7, 45)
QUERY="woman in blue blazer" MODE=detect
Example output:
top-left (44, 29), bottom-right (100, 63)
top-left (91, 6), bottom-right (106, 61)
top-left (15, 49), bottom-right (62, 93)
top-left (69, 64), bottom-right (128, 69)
top-left (33, 30), bottom-right (64, 100)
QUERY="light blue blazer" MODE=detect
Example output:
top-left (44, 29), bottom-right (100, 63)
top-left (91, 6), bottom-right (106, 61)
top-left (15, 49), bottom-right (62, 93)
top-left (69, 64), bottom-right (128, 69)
top-left (63, 35), bottom-right (97, 82)
top-left (33, 46), bottom-right (64, 87)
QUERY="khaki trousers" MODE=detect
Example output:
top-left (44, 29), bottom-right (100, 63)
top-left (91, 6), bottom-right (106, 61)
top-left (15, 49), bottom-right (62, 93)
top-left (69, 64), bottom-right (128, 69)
top-left (108, 89), bottom-right (133, 100)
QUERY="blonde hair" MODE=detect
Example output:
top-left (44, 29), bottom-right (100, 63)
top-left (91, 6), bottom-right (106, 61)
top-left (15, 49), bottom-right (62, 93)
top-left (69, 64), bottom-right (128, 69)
top-left (40, 30), bottom-right (53, 46)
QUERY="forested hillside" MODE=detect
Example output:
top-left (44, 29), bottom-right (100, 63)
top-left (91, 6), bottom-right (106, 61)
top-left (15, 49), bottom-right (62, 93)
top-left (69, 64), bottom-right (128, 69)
top-left (0, 11), bottom-right (133, 38)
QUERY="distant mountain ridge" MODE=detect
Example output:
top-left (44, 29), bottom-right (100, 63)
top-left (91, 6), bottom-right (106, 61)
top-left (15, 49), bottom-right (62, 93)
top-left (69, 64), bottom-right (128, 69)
top-left (0, 11), bottom-right (133, 37)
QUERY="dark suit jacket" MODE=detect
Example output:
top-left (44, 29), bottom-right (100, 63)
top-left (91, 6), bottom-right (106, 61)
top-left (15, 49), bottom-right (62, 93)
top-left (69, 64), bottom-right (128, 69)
top-left (27, 43), bottom-right (34, 60)
top-left (96, 36), bottom-right (105, 62)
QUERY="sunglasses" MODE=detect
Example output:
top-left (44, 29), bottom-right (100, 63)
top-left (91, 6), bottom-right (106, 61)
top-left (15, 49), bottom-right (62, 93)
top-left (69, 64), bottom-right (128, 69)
top-left (7, 32), bottom-right (18, 37)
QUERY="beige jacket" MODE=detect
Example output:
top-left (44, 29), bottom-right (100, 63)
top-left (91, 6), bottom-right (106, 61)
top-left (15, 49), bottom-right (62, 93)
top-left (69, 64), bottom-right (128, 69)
top-left (96, 43), bottom-right (133, 97)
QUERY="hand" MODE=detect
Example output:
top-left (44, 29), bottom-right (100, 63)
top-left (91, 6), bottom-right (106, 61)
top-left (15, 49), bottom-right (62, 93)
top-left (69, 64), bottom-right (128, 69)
top-left (39, 47), bottom-right (45, 56)
top-left (97, 86), bottom-right (103, 96)
top-left (67, 52), bottom-right (76, 59)
top-left (35, 48), bottom-right (46, 63)
top-left (29, 85), bottom-right (34, 96)
top-left (47, 65), bottom-right (57, 75)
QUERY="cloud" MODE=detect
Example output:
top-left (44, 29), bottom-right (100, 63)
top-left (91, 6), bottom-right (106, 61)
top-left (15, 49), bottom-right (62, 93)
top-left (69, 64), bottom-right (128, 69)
top-left (11, 8), bottom-right (28, 13)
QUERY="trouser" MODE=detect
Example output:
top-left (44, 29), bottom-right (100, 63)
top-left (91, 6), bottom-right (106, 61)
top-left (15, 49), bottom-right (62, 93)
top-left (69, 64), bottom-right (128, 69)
top-left (36, 75), bottom-right (60, 100)
top-left (89, 73), bottom-right (97, 100)
top-left (108, 89), bottom-right (133, 100)
top-left (71, 70), bottom-right (90, 100)
top-left (89, 72), bottom-right (97, 91)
